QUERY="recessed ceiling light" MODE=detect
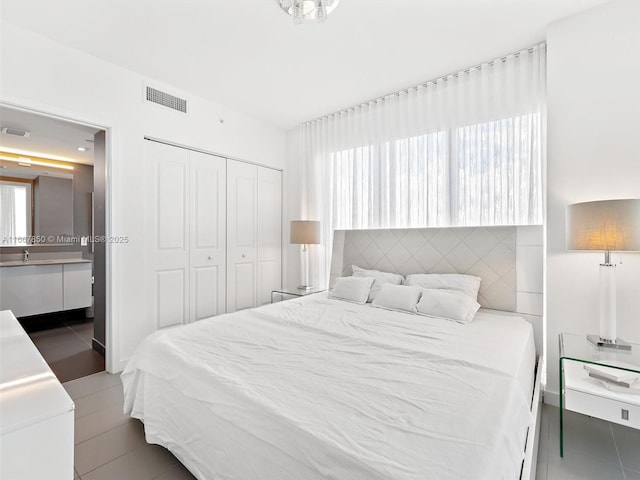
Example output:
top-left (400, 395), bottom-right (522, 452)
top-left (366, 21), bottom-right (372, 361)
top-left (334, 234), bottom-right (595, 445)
top-left (77, 147), bottom-right (88, 152)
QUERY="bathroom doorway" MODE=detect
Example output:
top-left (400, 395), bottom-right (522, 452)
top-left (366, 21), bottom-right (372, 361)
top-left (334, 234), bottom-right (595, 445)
top-left (0, 105), bottom-right (108, 382)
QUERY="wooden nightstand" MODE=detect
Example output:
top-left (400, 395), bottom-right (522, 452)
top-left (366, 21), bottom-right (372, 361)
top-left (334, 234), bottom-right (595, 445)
top-left (270, 288), bottom-right (325, 304)
top-left (559, 333), bottom-right (640, 457)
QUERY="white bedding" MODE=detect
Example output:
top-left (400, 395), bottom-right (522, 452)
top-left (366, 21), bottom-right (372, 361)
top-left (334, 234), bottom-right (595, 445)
top-left (122, 293), bottom-right (535, 480)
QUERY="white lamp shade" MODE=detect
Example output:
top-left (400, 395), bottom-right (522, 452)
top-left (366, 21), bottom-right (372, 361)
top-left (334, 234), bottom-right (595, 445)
top-left (567, 199), bottom-right (640, 251)
top-left (290, 220), bottom-right (320, 245)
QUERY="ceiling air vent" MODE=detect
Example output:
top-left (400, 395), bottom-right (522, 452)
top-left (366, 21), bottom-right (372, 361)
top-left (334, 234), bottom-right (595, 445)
top-left (1, 127), bottom-right (31, 137)
top-left (145, 86), bottom-right (187, 113)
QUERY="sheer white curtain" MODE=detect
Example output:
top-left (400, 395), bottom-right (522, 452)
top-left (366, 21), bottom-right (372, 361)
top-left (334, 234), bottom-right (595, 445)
top-left (298, 44), bottom-right (546, 287)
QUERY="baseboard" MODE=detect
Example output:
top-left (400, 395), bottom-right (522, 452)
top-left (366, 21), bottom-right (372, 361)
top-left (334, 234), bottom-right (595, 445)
top-left (92, 338), bottom-right (106, 355)
top-left (116, 357), bottom-right (130, 374)
top-left (543, 389), bottom-right (560, 407)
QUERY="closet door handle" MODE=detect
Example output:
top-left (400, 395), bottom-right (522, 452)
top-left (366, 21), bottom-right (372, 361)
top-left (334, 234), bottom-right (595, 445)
top-left (241, 254), bottom-right (245, 258)
top-left (207, 256), bottom-right (212, 260)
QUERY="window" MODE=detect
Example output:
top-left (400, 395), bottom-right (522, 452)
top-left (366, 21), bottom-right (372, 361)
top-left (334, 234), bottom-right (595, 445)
top-left (331, 112), bottom-right (543, 230)
top-left (454, 112), bottom-right (543, 225)
top-left (0, 180), bottom-right (32, 245)
top-left (332, 130), bottom-right (449, 230)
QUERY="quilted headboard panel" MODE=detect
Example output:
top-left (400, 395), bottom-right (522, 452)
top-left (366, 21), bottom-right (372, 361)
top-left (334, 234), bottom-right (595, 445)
top-left (330, 227), bottom-right (518, 311)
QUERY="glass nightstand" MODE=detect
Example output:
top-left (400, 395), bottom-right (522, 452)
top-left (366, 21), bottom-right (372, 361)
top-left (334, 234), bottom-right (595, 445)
top-left (270, 288), bottom-right (325, 304)
top-left (559, 333), bottom-right (640, 457)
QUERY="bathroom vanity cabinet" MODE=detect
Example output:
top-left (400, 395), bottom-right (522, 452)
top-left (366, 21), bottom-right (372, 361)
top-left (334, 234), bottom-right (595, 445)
top-left (0, 260), bottom-right (92, 317)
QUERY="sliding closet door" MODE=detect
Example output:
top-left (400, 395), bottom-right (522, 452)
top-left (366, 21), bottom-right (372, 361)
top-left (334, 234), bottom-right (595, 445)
top-left (226, 160), bottom-right (258, 312)
top-left (145, 141), bottom-right (189, 328)
top-left (189, 151), bottom-right (226, 320)
top-left (257, 167), bottom-right (282, 305)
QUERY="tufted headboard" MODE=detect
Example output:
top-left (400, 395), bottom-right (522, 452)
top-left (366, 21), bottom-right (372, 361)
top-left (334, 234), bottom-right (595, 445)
top-left (329, 226), bottom-right (544, 355)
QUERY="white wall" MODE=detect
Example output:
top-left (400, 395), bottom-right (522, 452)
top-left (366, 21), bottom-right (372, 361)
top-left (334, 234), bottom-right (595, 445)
top-left (545, 0), bottom-right (640, 400)
top-left (0, 23), bottom-right (287, 371)
top-left (284, 130), bottom-right (302, 289)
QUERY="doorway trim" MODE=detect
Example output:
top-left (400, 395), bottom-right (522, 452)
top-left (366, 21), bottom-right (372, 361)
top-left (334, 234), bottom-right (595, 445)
top-left (0, 100), bottom-right (116, 373)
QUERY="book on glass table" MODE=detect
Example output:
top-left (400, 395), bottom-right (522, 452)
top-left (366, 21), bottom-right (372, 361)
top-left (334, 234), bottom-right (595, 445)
top-left (583, 363), bottom-right (640, 387)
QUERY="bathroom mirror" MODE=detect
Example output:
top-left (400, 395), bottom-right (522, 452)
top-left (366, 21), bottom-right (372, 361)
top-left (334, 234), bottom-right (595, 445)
top-left (0, 167), bottom-right (75, 246)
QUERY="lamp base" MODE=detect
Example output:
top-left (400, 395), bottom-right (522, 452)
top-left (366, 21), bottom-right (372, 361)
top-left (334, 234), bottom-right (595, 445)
top-left (587, 334), bottom-right (632, 351)
top-left (297, 285), bottom-right (314, 291)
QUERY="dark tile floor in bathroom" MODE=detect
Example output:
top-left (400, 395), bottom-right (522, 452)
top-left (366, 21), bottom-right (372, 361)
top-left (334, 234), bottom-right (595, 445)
top-left (21, 311), bottom-right (105, 383)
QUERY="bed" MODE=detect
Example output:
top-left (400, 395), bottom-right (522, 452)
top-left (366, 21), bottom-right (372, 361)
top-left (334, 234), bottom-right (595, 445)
top-left (122, 226), bottom-right (543, 480)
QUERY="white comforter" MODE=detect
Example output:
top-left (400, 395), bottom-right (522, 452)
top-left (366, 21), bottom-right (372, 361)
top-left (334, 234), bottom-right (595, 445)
top-left (123, 293), bottom-right (535, 480)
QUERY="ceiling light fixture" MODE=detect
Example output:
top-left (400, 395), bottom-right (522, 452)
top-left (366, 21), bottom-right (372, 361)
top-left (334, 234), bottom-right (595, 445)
top-left (77, 147), bottom-right (88, 152)
top-left (1, 127), bottom-right (31, 138)
top-left (278, 0), bottom-right (340, 24)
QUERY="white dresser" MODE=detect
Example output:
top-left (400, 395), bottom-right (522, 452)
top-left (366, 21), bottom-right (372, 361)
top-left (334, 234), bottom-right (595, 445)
top-left (0, 310), bottom-right (74, 480)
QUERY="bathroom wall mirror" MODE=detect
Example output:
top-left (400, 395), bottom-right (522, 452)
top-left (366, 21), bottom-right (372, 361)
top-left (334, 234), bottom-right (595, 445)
top-left (0, 166), bottom-right (75, 246)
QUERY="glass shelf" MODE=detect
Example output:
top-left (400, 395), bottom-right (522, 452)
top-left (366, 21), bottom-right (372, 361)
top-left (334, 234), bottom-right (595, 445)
top-left (560, 333), bottom-right (640, 375)
top-left (270, 288), bottom-right (325, 303)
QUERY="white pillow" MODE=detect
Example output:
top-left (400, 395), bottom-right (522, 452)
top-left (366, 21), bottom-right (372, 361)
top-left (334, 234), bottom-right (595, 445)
top-left (404, 273), bottom-right (481, 300)
top-left (416, 289), bottom-right (481, 324)
top-left (372, 284), bottom-right (422, 313)
top-left (329, 276), bottom-right (374, 304)
top-left (352, 265), bottom-right (404, 302)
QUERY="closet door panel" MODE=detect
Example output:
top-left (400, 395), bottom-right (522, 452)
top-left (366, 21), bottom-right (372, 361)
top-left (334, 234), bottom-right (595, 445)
top-left (193, 266), bottom-right (219, 320)
top-left (227, 160), bottom-right (257, 312)
top-left (234, 177), bottom-right (256, 247)
top-left (190, 151), bottom-right (226, 320)
top-left (157, 162), bottom-right (187, 250)
top-left (145, 141), bottom-right (190, 329)
top-left (157, 269), bottom-right (186, 328)
top-left (257, 167), bottom-right (282, 306)
top-left (231, 263), bottom-right (255, 311)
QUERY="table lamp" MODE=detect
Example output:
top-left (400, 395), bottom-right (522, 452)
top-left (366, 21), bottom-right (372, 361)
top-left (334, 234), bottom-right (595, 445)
top-left (290, 220), bottom-right (320, 290)
top-left (567, 199), bottom-right (640, 350)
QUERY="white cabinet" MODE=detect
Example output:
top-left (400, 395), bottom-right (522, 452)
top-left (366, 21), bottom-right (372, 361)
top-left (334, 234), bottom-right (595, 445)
top-left (63, 263), bottom-right (93, 310)
top-left (0, 310), bottom-right (74, 480)
top-left (0, 265), bottom-right (63, 317)
top-left (0, 261), bottom-right (92, 317)
top-left (145, 140), bottom-right (227, 328)
top-left (226, 160), bottom-right (282, 312)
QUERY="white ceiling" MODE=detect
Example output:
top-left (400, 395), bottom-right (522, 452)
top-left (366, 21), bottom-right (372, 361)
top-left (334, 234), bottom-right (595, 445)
top-left (1, 0), bottom-right (611, 129)
top-left (0, 106), bottom-right (101, 165)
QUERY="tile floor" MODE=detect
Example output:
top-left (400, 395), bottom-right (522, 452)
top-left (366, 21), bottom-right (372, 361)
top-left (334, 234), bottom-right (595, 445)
top-left (64, 373), bottom-right (195, 480)
top-left (536, 403), bottom-right (640, 480)
top-left (67, 373), bottom-right (640, 480)
top-left (27, 316), bottom-right (105, 383)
